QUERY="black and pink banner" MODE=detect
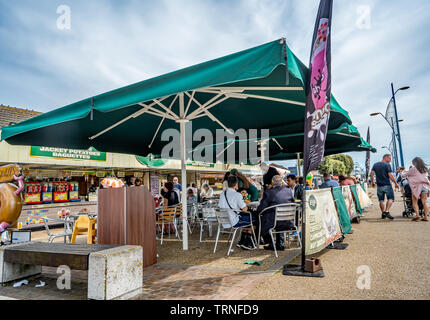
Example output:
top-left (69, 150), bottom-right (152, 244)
top-left (303, 0), bottom-right (333, 176)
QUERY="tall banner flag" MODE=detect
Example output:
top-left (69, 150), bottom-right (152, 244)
top-left (303, 0), bottom-right (333, 175)
top-left (365, 127), bottom-right (370, 179)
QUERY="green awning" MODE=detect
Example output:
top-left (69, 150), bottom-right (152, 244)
top-left (0, 39), bottom-right (373, 164)
top-left (0, 39), bottom-right (358, 158)
top-left (196, 122), bottom-right (376, 163)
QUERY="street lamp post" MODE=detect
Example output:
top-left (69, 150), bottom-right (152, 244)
top-left (391, 83), bottom-right (409, 167)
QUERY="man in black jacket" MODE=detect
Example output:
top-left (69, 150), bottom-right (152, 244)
top-left (257, 175), bottom-right (295, 251)
top-left (261, 163), bottom-right (280, 191)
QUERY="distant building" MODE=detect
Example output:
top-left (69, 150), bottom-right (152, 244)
top-left (0, 104), bottom-right (42, 128)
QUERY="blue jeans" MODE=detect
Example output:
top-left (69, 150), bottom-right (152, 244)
top-left (377, 185), bottom-right (394, 202)
top-left (234, 215), bottom-right (254, 228)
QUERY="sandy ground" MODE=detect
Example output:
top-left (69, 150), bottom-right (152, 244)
top-left (244, 191), bottom-right (430, 300)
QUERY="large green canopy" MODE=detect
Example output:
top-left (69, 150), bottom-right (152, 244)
top-left (0, 38), bottom-right (375, 251)
top-left (0, 39), bottom-right (371, 162)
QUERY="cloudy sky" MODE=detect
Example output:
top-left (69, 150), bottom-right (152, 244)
top-left (1, 0), bottom-right (429, 169)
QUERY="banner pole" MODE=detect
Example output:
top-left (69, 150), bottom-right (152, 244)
top-left (301, 190), bottom-right (307, 271)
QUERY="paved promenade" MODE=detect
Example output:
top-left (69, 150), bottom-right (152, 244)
top-left (1, 191), bottom-right (428, 300)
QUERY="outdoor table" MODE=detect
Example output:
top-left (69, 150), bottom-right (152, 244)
top-left (247, 201), bottom-right (260, 210)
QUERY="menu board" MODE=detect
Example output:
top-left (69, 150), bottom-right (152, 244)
top-left (150, 173), bottom-right (159, 197)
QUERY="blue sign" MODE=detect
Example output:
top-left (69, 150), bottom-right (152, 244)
top-left (288, 167), bottom-right (298, 176)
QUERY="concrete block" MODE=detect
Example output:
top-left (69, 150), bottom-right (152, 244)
top-left (0, 246), bottom-right (41, 284)
top-left (88, 245), bottom-right (143, 300)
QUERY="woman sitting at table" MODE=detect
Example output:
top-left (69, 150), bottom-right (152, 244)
top-left (163, 182), bottom-right (179, 207)
top-left (200, 183), bottom-right (214, 200)
top-left (223, 169), bottom-right (260, 202)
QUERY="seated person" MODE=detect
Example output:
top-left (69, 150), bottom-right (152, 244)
top-left (163, 182), bottom-right (179, 207)
top-left (200, 183), bottom-right (214, 200)
top-left (187, 188), bottom-right (197, 204)
top-left (257, 175), bottom-right (295, 251)
top-left (286, 174), bottom-right (303, 200)
top-left (219, 175), bottom-right (255, 250)
top-left (339, 175), bottom-right (354, 186)
top-left (238, 187), bottom-right (251, 202)
top-left (319, 173), bottom-right (340, 189)
top-left (224, 169), bottom-right (259, 201)
top-left (186, 188), bottom-right (197, 215)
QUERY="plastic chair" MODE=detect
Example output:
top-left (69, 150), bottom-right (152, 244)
top-left (70, 215), bottom-right (97, 244)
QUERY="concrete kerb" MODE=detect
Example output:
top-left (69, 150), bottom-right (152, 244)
top-left (88, 245), bottom-right (143, 300)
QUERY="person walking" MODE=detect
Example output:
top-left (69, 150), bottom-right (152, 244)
top-left (370, 154), bottom-right (400, 220)
top-left (401, 157), bottom-right (430, 222)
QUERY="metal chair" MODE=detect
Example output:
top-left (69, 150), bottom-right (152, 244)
top-left (258, 203), bottom-right (301, 258)
top-left (187, 202), bottom-right (199, 232)
top-left (198, 200), bottom-right (219, 242)
top-left (43, 216), bottom-right (73, 243)
top-left (213, 208), bottom-right (257, 256)
top-left (174, 203), bottom-right (193, 235)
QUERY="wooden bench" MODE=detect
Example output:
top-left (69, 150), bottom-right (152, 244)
top-left (0, 242), bottom-right (143, 300)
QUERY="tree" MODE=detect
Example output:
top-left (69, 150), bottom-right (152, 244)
top-left (330, 154), bottom-right (354, 174)
top-left (317, 157), bottom-right (347, 176)
top-left (317, 154), bottom-right (354, 175)
top-left (302, 153), bottom-right (353, 175)
top-left (331, 160), bottom-right (347, 176)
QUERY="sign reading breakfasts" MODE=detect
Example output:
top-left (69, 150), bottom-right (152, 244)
top-left (30, 146), bottom-right (106, 161)
top-left (0, 164), bottom-right (20, 183)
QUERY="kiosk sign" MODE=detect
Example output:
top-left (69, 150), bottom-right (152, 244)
top-left (30, 146), bottom-right (106, 161)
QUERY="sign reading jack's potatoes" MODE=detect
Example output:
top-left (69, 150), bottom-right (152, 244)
top-left (305, 189), bottom-right (343, 255)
